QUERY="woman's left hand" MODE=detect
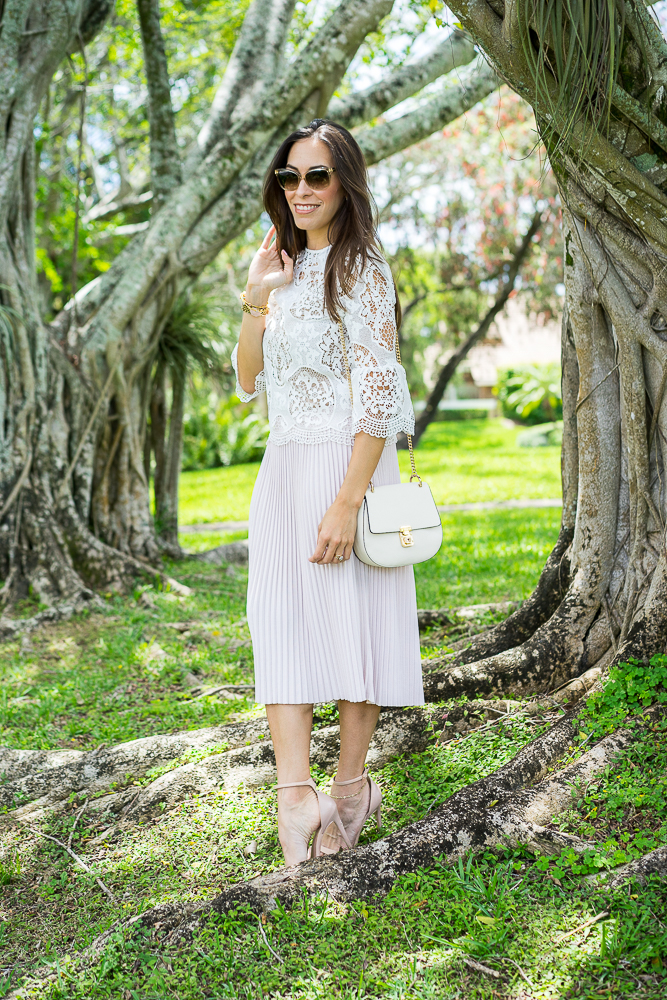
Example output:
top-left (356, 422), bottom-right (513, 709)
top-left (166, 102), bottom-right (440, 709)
top-left (309, 498), bottom-right (359, 564)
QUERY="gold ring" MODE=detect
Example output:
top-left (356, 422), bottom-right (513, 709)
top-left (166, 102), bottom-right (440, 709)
top-left (337, 555), bottom-right (344, 562)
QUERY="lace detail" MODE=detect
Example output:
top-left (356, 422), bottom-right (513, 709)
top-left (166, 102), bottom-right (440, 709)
top-left (264, 301), bottom-right (292, 386)
top-left (290, 254), bottom-right (325, 318)
top-left (319, 323), bottom-right (345, 380)
top-left (288, 367), bottom-right (336, 427)
top-left (230, 247), bottom-right (414, 446)
top-left (360, 366), bottom-right (404, 423)
top-left (231, 343), bottom-right (266, 401)
top-left (360, 263), bottom-right (396, 352)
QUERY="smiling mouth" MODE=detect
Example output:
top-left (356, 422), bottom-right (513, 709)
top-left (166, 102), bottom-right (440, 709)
top-left (294, 203), bottom-right (320, 214)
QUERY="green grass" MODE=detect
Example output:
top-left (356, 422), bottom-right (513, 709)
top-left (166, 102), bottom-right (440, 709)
top-left (414, 508), bottom-right (559, 608)
top-left (3, 594), bottom-right (667, 999)
top-left (179, 509), bottom-right (561, 610)
top-left (5, 658), bottom-right (666, 998)
top-left (178, 420), bottom-right (562, 525)
top-left (0, 568), bottom-right (254, 752)
top-left (34, 862), bottom-right (666, 999)
top-left (3, 425), bottom-right (666, 997)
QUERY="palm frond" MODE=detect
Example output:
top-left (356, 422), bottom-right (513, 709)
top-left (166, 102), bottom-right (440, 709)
top-left (158, 288), bottom-right (227, 380)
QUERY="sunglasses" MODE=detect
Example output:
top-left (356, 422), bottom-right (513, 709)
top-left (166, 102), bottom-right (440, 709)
top-left (274, 166), bottom-right (336, 191)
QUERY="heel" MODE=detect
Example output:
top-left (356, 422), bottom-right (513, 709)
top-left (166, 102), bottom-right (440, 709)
top-left (331, 768), bottom-right (383, 848)
top-left (311, 789), bottom-right (352, 858)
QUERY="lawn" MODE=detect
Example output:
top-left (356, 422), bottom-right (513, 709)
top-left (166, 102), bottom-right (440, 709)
top-left (178, 419), bottom-right (562, 525)
top-left (3, 421), bottom-right (666, 998)
top-left (179, 418), bottom-right (562, 610)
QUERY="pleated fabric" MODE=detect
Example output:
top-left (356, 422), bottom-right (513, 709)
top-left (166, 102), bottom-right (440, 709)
top-left (247, 440), bottom-right (424, 706)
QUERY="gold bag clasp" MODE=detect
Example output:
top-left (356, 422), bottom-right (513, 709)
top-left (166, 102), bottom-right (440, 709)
top-left (399, 525), bottom-right (414, 548)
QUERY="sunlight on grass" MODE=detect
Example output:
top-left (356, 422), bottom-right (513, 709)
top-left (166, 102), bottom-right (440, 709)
top-left (416, 508), bottom-right (560, 607)
top-left (178, 420), bottom-right (562, 524)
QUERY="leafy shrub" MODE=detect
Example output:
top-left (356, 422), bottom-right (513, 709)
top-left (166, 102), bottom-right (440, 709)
top-left (495, 364), bottom-right (562, 424)
top-left (182, 394), bottom-right (269, 470)
top-left (580, 654), bottom-right (667, 740)
top-left (516, 420), bottom-right (562, 447)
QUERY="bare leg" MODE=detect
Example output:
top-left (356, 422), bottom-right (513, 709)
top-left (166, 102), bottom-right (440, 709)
top-left (266, 703), bottom-right (321, 865)
top-left (320, 700), bottom-right (381, 853)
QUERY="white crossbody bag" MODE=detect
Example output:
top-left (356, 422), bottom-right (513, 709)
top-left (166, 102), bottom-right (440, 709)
top-left (339, 321), bottom-right (443, 568)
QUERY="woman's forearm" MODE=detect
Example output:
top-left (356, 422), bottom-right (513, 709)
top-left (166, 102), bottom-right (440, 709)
top-left (309, 431), bottom-right (386, 563)
top-left (236, 283), bottom-right (268, 395)
top-left (336, 431), bottom-right (386, 510)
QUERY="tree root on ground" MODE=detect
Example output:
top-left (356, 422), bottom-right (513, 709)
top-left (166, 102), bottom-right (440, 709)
top-left (0, 591), bottom-right (104, 641)
top-left (188, 541), bottom-right (249, 566)
top-left (0, 717), bottom-right (273, 815)
top-left (3, 708), bottom-right (445, 824)
top-left (594, 845), bottom-right (667, 888)
top-left (2, 665), bottom-right (605, 825)
top-left (421, 608), bottom-right (607, 701)
top-left (87, 710), bottom-right (635, 954)
top-left (417, 601), bottom-right (519, 632)
top-left (426, 526), bottom-right (573, 667)
top-left (12, 701), bottom-right (667, 995)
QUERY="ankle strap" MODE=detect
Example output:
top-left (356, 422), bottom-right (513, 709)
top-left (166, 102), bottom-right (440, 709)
top-left (332, 768), bottom-right (367, 786)
top-left (276, 777), bottom-right (315, 789)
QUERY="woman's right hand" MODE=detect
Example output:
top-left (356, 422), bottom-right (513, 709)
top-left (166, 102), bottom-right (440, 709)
top-left (246, 225), bottom-right (293, 303)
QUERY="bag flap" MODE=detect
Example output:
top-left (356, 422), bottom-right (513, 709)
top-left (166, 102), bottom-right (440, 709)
top-left (364, 482), bottom-right (441, 534)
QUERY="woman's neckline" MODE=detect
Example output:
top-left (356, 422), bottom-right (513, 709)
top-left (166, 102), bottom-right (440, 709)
top-left (303, 244), bottom-right (331, 254)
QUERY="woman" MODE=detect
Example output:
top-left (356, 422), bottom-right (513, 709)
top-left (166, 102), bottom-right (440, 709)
top-left (232, 118), bottom-right (423, 866)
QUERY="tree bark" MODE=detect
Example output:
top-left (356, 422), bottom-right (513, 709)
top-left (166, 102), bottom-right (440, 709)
top-left (156, 365), bottom-right (185, 552)
top-left (136, 0), bottom-right (182, 209)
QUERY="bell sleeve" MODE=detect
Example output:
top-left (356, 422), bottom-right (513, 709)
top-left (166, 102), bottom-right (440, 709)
top-left (231, 342), bottom-right (266, 402)
top-left (346, 256), bottom-right (415, 440)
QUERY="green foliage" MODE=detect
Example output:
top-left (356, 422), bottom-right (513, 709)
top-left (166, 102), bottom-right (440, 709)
top-left (495, 364), bottom-right (563, 424)
top-left (0, 850), bottom-right (21, 886)
top-left (529, 656), bottom-right (667, 889)
top-left (182, 393), bottom-right (269, 470)
top-left (27, 859), bottom-right (667, 998)
top-left (580, 654), bottom-right (667, 740)
top-left (157, 289), bottom-right (228, 381)
top-left (377, 88), bottom-right (563, 400)
top-left (516, 420), bottom-right (563, 448)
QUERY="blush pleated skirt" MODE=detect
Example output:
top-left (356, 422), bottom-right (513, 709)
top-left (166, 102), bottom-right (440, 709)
top-left (246, 439), bottom-right (424, 706)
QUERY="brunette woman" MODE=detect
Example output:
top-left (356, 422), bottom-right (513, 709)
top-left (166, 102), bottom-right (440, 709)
top-left (232, 119), bottom-right (423, 865)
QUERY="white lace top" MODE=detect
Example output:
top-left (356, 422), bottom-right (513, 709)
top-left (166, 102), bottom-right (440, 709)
top-left (231, 245), bottom-right (415, 446)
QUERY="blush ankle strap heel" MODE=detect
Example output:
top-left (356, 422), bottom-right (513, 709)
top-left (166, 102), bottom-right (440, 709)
top-left (331, 768), bottom-right (382, 847)
top-left (276, 777), bottom-right (352, 860)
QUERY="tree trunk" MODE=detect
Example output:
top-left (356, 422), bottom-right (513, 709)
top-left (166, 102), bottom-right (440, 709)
top-left (0, 0), bottom-right (497, 614)
top-left (413, 0), bottom-right (667, 696)
top-left (410, 210), bottom-right (542, 447)
top-left (149, 358), bottom-right (167, 536)
top-left (156, 367), bottom-right (185, 554)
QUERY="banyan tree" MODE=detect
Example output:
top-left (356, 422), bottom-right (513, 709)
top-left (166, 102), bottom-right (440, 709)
top-left (3, 0), bottom-right (667, 954)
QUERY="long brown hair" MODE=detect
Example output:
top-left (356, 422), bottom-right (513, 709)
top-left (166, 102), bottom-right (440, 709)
top-left (263, 119), bottom-right (401, 328)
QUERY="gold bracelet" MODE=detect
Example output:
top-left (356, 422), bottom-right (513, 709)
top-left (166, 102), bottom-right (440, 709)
top-left (240, 290), bottom-right (269, 316)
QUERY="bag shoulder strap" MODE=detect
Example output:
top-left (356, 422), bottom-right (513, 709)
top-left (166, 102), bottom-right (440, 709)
top-left (337, 318), bottom-right (422, 485)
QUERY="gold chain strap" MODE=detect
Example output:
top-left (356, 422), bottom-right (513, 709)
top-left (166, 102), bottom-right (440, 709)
top-left (338, 319), bottom-right (421, 486)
